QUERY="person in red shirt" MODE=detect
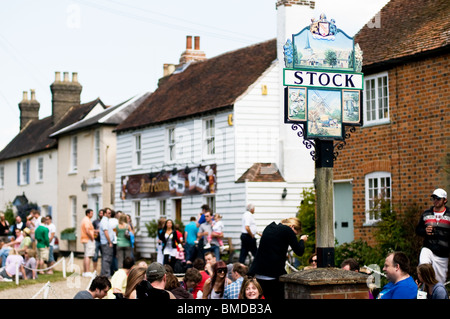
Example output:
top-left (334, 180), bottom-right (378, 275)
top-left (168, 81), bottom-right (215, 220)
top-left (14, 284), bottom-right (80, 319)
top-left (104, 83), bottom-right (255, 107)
top-left (192, 258), bottom-right (210, 298)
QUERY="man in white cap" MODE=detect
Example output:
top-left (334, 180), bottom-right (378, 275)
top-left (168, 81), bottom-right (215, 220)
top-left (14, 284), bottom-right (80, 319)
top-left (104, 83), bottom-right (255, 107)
top-left (416, 188), bottom-right (449, 284)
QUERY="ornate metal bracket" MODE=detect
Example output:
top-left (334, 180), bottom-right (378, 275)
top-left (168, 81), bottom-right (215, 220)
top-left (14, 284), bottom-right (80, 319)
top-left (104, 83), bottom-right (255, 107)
top-left (291, 124), bottom-right (356, 162)
top-left (333, 126), bottom-right (356, 161)
top-left (291, 123), bottom-right (317, 161)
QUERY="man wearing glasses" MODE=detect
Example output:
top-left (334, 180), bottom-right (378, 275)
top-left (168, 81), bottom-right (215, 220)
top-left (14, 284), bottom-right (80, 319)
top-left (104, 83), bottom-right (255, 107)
top-left (416, 188), bottom-right (449, 284)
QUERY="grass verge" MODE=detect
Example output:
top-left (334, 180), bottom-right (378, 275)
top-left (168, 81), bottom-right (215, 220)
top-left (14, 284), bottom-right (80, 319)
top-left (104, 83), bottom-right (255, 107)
top-left (0, 271), bottom-right (72, 292)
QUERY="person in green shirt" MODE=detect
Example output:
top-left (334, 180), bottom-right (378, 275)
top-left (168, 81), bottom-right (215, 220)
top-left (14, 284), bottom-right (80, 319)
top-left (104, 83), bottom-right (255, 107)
top-left (34, 217), bottom-right (49, 274)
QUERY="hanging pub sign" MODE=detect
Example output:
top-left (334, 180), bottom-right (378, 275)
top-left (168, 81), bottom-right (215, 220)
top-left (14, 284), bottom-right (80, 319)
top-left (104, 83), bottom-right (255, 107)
top-left (120, 164), bottom-right (217, 200)
top-left (283, 13), bottom-right (363, 140)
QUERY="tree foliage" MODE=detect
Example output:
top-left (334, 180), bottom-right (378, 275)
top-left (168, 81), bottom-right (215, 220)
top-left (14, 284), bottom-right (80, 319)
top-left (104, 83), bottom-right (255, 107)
top-left (297, 187), bottom-right (422, 276)
top-left (296, 187), bottom-right (317, 266)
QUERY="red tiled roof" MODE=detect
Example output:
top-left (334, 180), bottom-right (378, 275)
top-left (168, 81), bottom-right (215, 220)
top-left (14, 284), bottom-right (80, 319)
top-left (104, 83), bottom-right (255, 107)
top-left (355, 0), bottom-right (450, 69)
top-left (116, 39), bottom-right (277, 132)
top-left (236, 163), bottom-right (285, 183)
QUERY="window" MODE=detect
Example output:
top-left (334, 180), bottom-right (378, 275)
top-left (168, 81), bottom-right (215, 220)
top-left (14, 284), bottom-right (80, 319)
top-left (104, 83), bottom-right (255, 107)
top-left (17, 159), bottom-right (30, 185)
top-left (93, 130), bottom-right (100, 168)
top-left (22, 159), bottom-right (28, 184)
top-left (365, 172), bottom-right (391, 224)
top-left (203, 118), bottom-right (215, 157)
top-left (37, 157), bottom-right (44, 182)
top-left (168, 128), bottom-right (176, 162)
top-left (70, 196), bottom-right (77, 228)
top-left (133, 201), bottom-right (141, 233)
top-left (159, 199), bottom-right (167, 217)
top-left (133, 134), bottom-right (142, 168)
top-left (364, 73), bottom-right (389, 125)
top-left (71, 136), bottom-right (78, 171)
top-left (205, 196), bottom-right (216, 215)
top-left (0, 166), bottom-right (4, 188)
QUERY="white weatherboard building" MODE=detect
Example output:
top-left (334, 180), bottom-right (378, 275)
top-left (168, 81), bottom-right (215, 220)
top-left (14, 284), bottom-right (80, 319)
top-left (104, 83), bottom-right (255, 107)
top-left (114, 2), bottom-right (316, 258)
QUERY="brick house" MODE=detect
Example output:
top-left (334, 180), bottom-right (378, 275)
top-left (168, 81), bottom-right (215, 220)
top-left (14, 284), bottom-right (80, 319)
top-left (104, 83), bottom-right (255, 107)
top-left (332, 0), bottom-right (450, 245)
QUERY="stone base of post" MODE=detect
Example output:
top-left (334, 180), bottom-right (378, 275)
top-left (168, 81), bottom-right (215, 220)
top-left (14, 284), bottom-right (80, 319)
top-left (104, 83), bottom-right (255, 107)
top-left (280, 268), bottom-right (371, 299)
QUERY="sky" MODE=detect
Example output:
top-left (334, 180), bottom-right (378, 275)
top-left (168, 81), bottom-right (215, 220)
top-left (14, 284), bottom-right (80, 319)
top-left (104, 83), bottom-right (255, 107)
top-left (0, 0), bottom-right (390, 151)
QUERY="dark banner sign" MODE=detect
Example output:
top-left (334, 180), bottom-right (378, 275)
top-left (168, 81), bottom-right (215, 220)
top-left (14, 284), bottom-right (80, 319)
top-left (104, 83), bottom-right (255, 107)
top-left (120, 164), bottom-right (217, 200)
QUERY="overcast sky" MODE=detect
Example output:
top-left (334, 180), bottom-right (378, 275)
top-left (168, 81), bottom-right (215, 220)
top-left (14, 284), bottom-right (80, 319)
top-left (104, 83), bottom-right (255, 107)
top-left (0, 0), bottom-right (389, 150)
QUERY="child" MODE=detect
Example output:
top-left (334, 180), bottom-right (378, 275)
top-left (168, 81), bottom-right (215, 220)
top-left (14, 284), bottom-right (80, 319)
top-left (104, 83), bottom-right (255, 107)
top-left (204, 214), bottom-right (224, 250)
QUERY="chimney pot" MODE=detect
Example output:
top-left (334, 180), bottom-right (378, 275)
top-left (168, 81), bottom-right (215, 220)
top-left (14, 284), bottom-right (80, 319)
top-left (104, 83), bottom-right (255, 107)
top-left (30, 89), bottom-right (36, 100)
top-left (194, 36), bottom-right (200, 50)
top-left (186, 35), bottom-right (192, 50)
top-left (63, 72), bottom-right (69, 82)
top-left (22, 91), bottom-right (28, 101)
top-left (72, 72), bottom-right (78, 82)
top-left (55, 71), bottom-right (61, 82)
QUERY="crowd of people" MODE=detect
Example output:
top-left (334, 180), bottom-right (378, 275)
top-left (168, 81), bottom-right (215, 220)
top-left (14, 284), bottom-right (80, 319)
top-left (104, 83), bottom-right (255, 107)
top-left (0, 187), bottom-right (447, 301)
top-left (76, 203), bottom-right (269, 300)
top-left (0, 210), bottom-right (57, 282)
top-left (79, 188), bottom-right (449, 300)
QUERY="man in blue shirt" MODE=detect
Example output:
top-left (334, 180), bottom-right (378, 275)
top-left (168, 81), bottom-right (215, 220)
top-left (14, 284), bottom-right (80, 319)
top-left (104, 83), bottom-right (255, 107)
top-left (378, 251), bottom-right (418, 299)
top-left (224, 262), bottom-right (248, 299)
top-left (184, 216), bottom-right (199, 264)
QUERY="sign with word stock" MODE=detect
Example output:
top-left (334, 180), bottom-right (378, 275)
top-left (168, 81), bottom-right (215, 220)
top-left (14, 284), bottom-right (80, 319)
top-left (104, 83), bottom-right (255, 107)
top-left (283, 13), bottom-right (363, 140)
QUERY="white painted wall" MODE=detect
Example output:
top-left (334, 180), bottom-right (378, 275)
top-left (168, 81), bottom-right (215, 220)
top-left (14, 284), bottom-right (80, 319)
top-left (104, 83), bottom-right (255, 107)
top-left (277, 3), bottom-right (316, 183)
top-left (0, 149), bottom-right (58, 224)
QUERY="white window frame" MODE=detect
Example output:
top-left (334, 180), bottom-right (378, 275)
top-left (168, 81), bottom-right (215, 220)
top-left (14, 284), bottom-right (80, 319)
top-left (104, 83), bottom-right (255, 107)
top-left (70, 196), bottom-right (77, 228)
top-left (132, 133), bottom-right (142, 169)
top-left (203, 118), bottom-right (215, 158)
top-left (93, 130), bottom-right (101, 169)
top-left (365, 171), bottom-right (392, 225)
top-left (37, 156), bottom-right (44, 182)
top-left (167, 127), bottom-right (176, 162)
top-left (21, 159), bottom-right (29, 185)
top-left (364, 72), bottom-right (389, 126)
top-left (71, 136), bottom-right (78, 172)
top-left (205, 195), bottom-right (216, 215)
top-left (132, 200), bottom-right (141, 233)
top-left (159, 199), bottom-right (167, 218)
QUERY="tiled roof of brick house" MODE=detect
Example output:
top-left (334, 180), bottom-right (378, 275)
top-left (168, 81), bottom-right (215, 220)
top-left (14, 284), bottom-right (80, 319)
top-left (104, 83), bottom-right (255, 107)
top-left (355, 0), bottom-right (450, 71)
top-left (115, 39), bottom-right (277, 132)
top-left (0, 98), bottom-right (102, 161)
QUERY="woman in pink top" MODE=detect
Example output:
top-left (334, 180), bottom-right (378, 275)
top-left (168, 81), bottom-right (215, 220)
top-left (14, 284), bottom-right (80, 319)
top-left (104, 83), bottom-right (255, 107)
top-left (0, 249), bottom-right (25, 281)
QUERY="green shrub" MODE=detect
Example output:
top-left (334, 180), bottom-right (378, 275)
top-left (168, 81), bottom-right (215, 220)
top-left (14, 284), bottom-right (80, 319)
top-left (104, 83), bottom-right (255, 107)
top-left (335, 198), bottom-right (422, 278)
top-left (296, 187), bottom-right (316, 267)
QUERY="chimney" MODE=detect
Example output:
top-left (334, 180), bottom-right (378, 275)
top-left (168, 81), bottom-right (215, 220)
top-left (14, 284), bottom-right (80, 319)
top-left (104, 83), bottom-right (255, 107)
top-left (163, 64), bottom-right (176, 77)
top-left (50, 71), bottom-right (82, 124)
top-left (179, 35), bottom-right (207, 65)
top-left (19, 89), bottom-right (40, 130)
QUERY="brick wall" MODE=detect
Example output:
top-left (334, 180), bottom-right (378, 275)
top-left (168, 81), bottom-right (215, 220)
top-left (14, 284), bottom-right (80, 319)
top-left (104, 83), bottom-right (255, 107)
top-left (333, 52), bottom-right (450, 245)
top-left (281, 268), bottom-right (371, 299)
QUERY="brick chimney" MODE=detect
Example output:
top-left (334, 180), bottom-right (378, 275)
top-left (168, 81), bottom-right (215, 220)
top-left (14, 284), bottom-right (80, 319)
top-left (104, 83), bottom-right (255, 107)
top-left (179, 35), bottom-right (207, 65)
top-left (50, 71), bottom-right (82, 124)
top-left (18, 89), bottom-right (40, 130)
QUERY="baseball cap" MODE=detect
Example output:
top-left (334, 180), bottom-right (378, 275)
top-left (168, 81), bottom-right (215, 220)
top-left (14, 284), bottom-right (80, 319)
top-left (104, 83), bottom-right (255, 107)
top-left (146, 262), bottom-right (166, 282)
top-left (432, 188), bottom-right (447, 199)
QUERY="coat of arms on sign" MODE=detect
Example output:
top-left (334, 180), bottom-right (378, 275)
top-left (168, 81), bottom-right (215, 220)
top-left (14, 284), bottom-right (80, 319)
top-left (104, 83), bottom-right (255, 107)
top-left (310, 13), bottom-right (337, 40)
